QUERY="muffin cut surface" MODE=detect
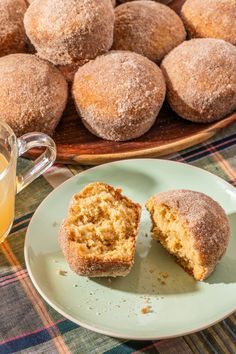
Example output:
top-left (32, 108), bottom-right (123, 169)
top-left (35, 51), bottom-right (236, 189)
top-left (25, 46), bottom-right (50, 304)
top-left (59, 182), bottom-right (141, 277)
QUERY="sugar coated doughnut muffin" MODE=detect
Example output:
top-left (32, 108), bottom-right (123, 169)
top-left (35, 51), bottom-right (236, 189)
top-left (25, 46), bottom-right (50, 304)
top-left (24, 0), bottom-right (115, 66)
top-left (0, 54), bottom-right (68, 136)
top-left (59, 182), bottom-right (141, 277)
top-left (146, 190), bottom-right (230, 281)
top-left (161, 38), bottom-right (236, 123)
top-left (0, 0), bottom-right (27, 56)
top-left (181, 0), bottom-right (236, 45)
top-left (73, 51), bottom-right (166, 141)
top-left (113, 1), bottom-right (186, 62)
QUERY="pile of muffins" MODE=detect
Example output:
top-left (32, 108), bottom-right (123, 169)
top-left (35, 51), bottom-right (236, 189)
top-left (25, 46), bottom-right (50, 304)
top-left (0, 0), bottom-right (235, 140)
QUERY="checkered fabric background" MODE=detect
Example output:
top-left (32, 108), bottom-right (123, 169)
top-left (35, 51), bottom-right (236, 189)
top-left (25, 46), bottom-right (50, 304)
top-left (0, 123), bottom-right (236, 354)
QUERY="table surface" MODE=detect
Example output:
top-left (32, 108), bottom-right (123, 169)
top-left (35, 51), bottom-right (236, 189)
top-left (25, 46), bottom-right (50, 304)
top-left (0, 122), bottom-right (236, 354)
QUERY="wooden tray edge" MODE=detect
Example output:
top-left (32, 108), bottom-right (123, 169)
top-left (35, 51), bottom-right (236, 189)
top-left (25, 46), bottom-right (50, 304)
top-left (68, 113), bottom-right (236, 165)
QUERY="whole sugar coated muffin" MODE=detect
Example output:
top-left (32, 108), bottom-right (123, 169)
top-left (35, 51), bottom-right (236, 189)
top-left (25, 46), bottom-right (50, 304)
top-left (181, 0), bottom-right (236, 45)
top-left (24, 0), bottom-right (115, 66)
top-left (0, 0), bottom-right (27, 57)
top-left (113, 1), bottom-right (186, 62)
top-left (0, 54), bottom-right (68, 136)
top-left (73, 51), bottom-right (166, 141)
top-left (161, 38), bottom-right (236, 123)
top-left (146, 190), bottom-right (230, 281)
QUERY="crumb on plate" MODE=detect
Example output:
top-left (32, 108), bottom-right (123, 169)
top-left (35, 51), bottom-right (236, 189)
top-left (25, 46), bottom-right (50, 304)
top-left (141, 306), bottom-right (152, 314)
top-left (56, 270), bottom-right (67, 276)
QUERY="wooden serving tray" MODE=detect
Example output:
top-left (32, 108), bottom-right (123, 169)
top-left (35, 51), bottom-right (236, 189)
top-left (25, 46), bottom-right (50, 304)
top-left (27, 0), bottom-right (236, 165)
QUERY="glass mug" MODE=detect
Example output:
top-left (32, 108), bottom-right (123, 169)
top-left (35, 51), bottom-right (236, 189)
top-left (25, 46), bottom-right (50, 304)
top-left (0, 121), bottom-right (56, 243)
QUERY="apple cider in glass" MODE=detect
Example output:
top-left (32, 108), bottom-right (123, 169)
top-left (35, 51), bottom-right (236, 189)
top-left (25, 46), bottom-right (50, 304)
top-left (0, 151), bottom-right (15, 242)
top-left (0, 121), bottom-right (56, 244)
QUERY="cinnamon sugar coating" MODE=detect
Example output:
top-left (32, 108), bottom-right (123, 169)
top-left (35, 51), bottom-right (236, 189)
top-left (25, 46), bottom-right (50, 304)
top-left (0, 0), bottom-right (27, 57)
top-left (73, 51), bottom-right (166, 141)
top-left (24, 0), bottom-right (115, 66)
top-left (117, 0), bottom-right (172, 3)
top-left (113, 1), bottom-right (186, 62)
top-left (181, 0), bottom-right (236, 45)
top-left (161, 39), bottom-right (236, 123)
top-left (147, 190), bottom-right (230, 280)
top-left (27, 0), bottom-right (116, 7)
top-left (0, 54), bottom-right (68, 136)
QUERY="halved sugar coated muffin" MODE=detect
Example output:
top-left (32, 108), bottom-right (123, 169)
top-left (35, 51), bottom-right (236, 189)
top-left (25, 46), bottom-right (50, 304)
top-left (59, 182), bottom-right (141, 277)
top-left (146, 190), bottom-right (230, 281)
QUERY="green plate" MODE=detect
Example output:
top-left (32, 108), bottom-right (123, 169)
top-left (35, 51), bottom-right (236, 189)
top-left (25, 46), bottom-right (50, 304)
top-left (25, 159), bottom-right (236, 340)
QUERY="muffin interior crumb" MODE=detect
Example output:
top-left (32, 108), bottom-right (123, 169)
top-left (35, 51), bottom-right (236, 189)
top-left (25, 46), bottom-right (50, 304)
top-left (151, 204), bottom-right (205, 280)
top-left (67, 183), bottom-right (139, 259)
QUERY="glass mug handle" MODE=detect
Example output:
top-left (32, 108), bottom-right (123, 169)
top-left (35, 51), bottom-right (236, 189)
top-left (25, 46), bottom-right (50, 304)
top-left (16, 132), bottom-right (56, 193)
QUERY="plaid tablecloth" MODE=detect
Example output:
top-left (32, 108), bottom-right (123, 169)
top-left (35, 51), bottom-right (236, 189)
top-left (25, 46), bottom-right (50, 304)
top-left (1, 123), bottom-right (236, 354)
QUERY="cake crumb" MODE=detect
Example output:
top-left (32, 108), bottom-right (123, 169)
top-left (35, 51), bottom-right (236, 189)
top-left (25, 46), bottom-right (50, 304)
top-left (56, 270), bottom-right (67, 276)
top-left (141, 306), bottom-right (152, 314)
top-left (159, 271), bottom-right (169, 279)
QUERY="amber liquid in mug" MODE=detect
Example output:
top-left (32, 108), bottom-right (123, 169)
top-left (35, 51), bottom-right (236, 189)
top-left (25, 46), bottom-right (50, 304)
top-left (0, 152), bottom-right (15, 242)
